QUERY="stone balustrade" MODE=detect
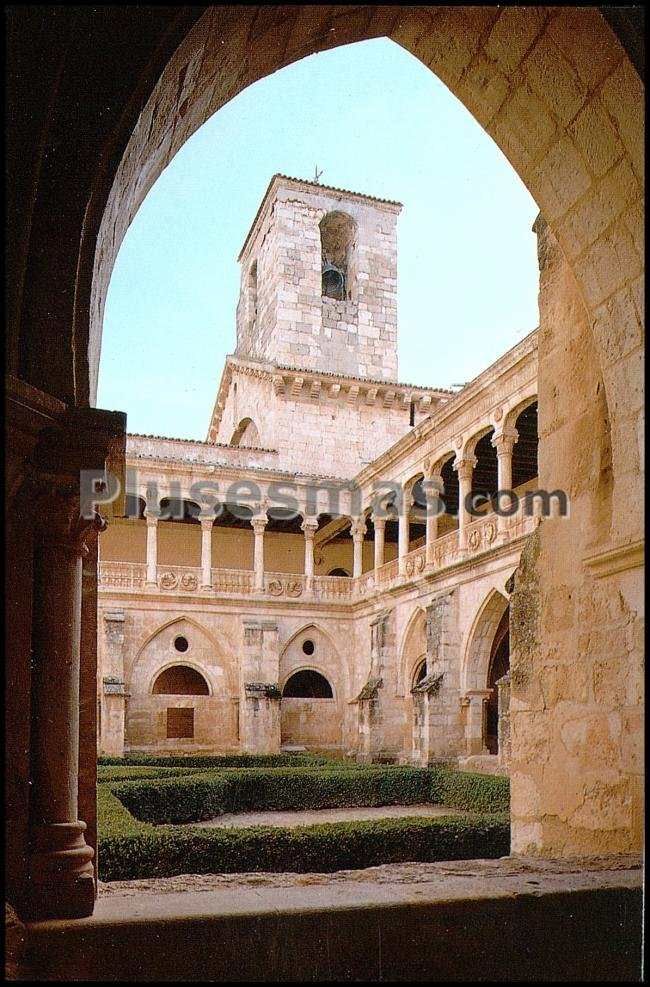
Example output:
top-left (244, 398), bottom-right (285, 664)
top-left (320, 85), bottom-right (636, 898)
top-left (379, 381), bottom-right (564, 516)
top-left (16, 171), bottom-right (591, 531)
top-left (312, 574), bottom-right (356, 601)
top-left (98, 561), bottom-right (146, 590)
top-left (98, 504), bottom-right (534, 602)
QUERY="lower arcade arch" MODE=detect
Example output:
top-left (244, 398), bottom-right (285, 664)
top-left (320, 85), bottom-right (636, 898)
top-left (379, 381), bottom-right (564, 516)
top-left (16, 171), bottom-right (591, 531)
top-left (279, 625), bottom-right (343, 750)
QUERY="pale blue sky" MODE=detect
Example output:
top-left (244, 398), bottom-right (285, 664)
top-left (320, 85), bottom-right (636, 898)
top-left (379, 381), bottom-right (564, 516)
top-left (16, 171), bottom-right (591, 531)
top-left (97, 38), bottom-right (539, 440)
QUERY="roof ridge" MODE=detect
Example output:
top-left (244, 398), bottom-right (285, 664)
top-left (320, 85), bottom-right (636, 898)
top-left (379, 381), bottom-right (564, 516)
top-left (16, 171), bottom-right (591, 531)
top-left (127, 432), bottom-right (277, 452)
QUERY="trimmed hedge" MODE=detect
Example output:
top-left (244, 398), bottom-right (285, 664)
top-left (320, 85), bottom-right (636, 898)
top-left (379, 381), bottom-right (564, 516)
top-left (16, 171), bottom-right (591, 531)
top-left (110, 766), bottom-right (433, 824)
top-left (97, 766), bottom-right (511, 881)
top-left (98, 753), bottom-right (336, 769)
top-left (433, 768), bottom-right (510, 814)
top-left (99, 811), bottom-right (509, 881)
top-left (97, 765), bottom-right (208, 783)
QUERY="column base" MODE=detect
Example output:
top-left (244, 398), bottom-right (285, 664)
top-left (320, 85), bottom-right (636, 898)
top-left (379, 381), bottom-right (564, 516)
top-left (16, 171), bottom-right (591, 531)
top-left (27, 821), bottom-right (95, 920)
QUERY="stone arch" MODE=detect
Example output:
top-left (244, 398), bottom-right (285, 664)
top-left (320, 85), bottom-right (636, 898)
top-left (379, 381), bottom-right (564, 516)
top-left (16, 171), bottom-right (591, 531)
top-left (463, 589), bottom-right (510, 693)
top-left (398, 605), bottom-right (427, 696)
top-left (510, 399), bottom-right (539, 491)
top-left (230, 416), bottom-right (261, 448)
top-left (152, 663), bottom-right (211, 696)
top-left (435, 452), bottom-right (459, 523)
top-left (281, 666), bottom-right (336, 700)
top-left (279, 622), bottom-right (344, 750)
top-left (282, 620), bottom-right (337, 649)
top-left (485, 606), bottom-right (510, 754)
top-left (5, 7), bottom-right (636, 556)
top-left (125, 615), bottom-right (238, 751)
top-left (6, 8), bottom-right (643, 896)
top-left (131, 616), bottom-right (231, 691)
top-left (503, 391), bottom-right (539, 431)
top-left (462, 423), bottom-right (495, 460)
top-left (79, 11), bottom-right (639, 532)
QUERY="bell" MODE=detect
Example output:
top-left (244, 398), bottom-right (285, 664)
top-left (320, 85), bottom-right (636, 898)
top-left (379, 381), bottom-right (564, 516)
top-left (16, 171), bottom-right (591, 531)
top-left (322, 262), bottom-right (345, 299)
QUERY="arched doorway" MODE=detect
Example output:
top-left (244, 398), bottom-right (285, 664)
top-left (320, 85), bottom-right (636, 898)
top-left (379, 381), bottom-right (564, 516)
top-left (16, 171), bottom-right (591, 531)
top-left (485, 607), bottom-right (509, 755)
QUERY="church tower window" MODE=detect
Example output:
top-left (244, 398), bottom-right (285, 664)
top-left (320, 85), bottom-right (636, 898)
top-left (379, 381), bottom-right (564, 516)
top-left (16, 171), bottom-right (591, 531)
top-left (320, 211), bottom-right (356, 301)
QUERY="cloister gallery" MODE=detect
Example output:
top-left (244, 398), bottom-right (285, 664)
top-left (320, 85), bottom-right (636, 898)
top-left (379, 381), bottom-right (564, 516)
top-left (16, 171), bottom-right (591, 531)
top-left (6, 6), bottom-right (643, 981)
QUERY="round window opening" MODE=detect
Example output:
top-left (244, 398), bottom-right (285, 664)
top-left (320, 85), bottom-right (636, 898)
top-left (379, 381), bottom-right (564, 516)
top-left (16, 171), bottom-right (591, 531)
top-left (174, 635), bottom-right (189, 653)
top-left (302, 639), bottom-right (315, 656)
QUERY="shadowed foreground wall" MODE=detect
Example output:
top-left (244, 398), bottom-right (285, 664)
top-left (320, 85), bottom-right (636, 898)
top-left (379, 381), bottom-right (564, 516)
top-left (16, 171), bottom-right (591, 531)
top-left (510, 219), bottom-right (643, 855)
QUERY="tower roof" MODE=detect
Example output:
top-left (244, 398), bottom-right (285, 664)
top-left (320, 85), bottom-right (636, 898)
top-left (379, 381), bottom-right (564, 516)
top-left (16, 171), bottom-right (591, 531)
top-left (238, 173), bottom-right (402, 262)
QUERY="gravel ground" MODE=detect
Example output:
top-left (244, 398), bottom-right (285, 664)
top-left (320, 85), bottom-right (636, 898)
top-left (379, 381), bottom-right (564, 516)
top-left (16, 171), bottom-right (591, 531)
top-left (190, 802), bottom-right (467, 829)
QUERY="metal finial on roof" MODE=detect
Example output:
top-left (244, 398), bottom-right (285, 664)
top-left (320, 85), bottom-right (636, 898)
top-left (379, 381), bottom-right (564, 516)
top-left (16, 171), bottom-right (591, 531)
top-left (313, 165), bottom-right (323, 184)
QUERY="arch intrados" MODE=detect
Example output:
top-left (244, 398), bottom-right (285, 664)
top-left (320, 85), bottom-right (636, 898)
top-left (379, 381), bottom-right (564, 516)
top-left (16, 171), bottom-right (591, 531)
top-left (281, 666), bottom-right (336, 700)
top-left (462, 589), bottom-right (509, 692)
top-left (150, 661), bottom-right (212, 696)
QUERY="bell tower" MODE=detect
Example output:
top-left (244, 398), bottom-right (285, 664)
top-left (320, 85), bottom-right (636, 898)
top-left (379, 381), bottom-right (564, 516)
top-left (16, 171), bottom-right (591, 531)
top-left (235, 174), bottom-right (401, 381)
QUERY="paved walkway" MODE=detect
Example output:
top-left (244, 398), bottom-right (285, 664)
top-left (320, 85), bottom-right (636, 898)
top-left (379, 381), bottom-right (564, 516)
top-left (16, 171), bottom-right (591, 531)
top-left (191, 803), bottom-right (467, 829)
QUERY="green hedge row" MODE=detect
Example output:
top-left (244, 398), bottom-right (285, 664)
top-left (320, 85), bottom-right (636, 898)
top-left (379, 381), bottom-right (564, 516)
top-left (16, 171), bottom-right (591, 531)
top-left (110, 766), bottom-right (433, 824)
top-left (99, 811), bottom-right (509, 881)
top-left (98, 765), bottom-right (210, 783)
top-left (433, 768), bottom-right (510, 814)
top-left (98, 753), bottom-right (336, 769)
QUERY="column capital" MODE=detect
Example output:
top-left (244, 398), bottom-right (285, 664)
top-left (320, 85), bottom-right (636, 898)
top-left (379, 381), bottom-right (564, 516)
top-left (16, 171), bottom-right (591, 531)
top-left (300, 516), bottom-right (319, 536)
top-left (145, 509), bottom-right (159, 525)
top-left (371, 513), bottom-right (387, 531)
top-left (465, 689), bottom-right (492, 700)
top-left (200, 514), bottom-right (216, 529)
top-left (421, 472), bottom-right (444, 492)
top-left (453, 455), bottom-right (477, 480)
top-left (422, 457), bottom-right (443, 482)
top-left (492, 426), bottom-right (519, 453)
top-left (30, 477), bottom-right (107, 557)
top-left (350, 517), bottom-right (367, 541)
top-left (251, 514), bottom-right (268, 533)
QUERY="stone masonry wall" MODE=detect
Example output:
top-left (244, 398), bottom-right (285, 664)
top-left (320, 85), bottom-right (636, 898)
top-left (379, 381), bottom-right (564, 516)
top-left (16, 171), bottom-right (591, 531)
top-left (214, 364), bottom-right (423, 478)
top-left (509, 219), bottom-right (643, 856)
top-left (236, 178), bottom-right (400, 381)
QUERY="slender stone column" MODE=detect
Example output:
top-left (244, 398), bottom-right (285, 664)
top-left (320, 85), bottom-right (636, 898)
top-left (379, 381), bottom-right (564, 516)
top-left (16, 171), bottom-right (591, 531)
top-left (453, 456), bottom-right (477, 551)
top-left (492, 427), bottom-right (518, 538)
top-left (398, 488), bottom-right (412, 575)
top-left (251, 514), bottom-right (268, 592)
top-left (145, 511), bottom-right (158, 586)
top-left (301, 516), bottom-right (319, 592)
top-left (423, 472), bottom-right (444, 566)
top-left (29, 484), bottom-right (106, 919)
top-left (373, 515), bottom-right (386, 571)
top-left (200, 515), bottom-right (215, 590)
top-left (350, 517), bottom-right (366, 579)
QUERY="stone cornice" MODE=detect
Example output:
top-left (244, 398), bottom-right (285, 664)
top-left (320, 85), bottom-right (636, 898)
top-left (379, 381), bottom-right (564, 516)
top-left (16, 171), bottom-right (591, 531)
top-left (583, 540), bottom-right (644, 578)
top-left (126, 457), bottom-right (350, 488)
top-left (128, 432), bottom-right (276, 453)
top-left (206, 353), bottom-right (454, 440)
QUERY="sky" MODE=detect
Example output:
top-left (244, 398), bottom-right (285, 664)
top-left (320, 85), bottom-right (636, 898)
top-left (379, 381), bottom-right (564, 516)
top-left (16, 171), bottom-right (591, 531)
top-left (97, 38), bottom-right (539, 441)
